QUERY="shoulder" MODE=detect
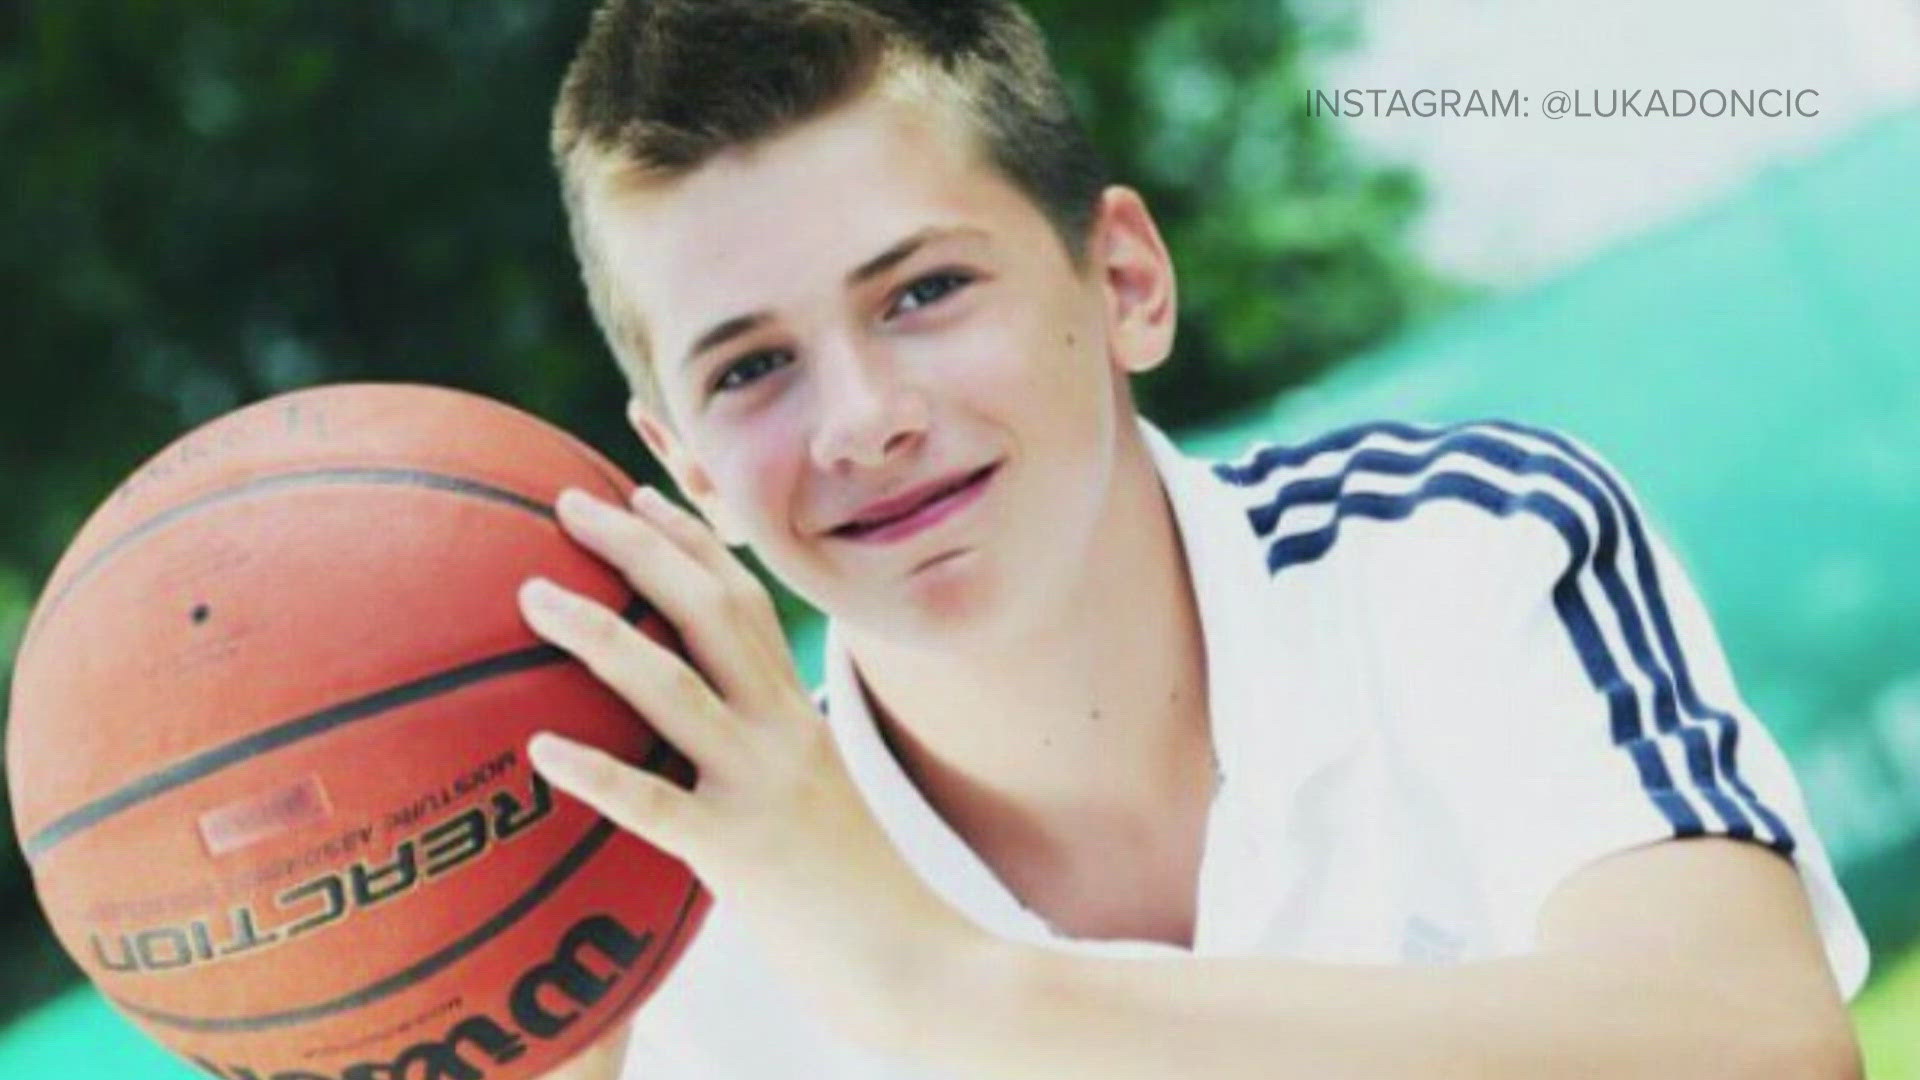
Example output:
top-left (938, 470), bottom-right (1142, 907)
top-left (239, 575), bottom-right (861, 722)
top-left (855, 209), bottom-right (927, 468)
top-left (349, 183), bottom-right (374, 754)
top-left (1201, 416), bottom-right (1649, 590)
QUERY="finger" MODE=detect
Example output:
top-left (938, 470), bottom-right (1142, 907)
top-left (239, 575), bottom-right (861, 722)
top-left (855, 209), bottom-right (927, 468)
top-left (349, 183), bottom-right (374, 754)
top-left (555, 489), bottom-right (794, 709)
top-left (629, 486), bottom-right (771, 609)
top-left (528, 732), bottom-right (704, 858)
top-left (556, 487), bottom-right (712, 613)
top-left (519, 577), bottom-right (741, 772)
top-left (630, 486), bottom-right (801, 690)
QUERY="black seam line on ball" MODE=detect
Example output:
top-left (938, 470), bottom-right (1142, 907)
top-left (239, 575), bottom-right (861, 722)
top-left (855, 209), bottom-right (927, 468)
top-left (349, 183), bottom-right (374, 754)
top-left (105, 736), bottom-right (688, 1033)
top-left (22, 595), bottom-right (655, 862)
top-left (28, 468), bottom-right (555, 649)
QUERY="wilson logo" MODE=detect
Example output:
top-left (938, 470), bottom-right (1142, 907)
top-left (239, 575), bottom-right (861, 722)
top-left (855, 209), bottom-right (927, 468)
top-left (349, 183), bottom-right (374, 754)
top-left (191, 912), bottom-right (653, 1080)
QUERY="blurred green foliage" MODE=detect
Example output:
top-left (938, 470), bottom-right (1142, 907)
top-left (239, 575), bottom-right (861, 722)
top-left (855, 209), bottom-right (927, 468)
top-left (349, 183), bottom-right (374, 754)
top-left (0, 0), bottom-right (1449, 1023)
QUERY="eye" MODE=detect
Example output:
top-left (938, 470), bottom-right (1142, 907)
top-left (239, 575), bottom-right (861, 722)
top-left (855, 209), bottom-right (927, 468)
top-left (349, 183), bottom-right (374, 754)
top-left (712, 348), bottom-right (793, 394)
top-left (887, 270), bottom-right (974, 318)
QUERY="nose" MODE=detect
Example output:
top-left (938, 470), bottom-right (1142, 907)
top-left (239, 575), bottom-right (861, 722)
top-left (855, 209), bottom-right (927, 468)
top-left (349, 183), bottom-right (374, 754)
top-left (807, 337), bottom-right (928, 473)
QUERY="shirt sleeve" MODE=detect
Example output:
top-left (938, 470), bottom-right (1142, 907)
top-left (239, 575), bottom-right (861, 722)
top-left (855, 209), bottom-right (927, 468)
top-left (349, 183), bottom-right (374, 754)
top-left (1371, 421), bottom-right (1870, 999)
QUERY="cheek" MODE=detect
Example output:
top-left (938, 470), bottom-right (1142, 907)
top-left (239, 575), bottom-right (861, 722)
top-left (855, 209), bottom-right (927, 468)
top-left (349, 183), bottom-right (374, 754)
top-left (701, 407), bottom-right (809, 538)
top-left (935, 293), bottom-right (1097, 409)
top-left (998, 292), bottom-right (1111, 428)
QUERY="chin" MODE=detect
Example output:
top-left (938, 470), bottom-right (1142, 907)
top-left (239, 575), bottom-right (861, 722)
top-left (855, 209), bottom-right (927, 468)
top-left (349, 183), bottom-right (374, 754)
top-left (890, 547), bottom-right (1043, 650)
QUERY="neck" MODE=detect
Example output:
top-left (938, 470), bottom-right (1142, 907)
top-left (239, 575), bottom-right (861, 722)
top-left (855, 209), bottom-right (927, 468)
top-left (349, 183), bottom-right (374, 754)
top-left (836, 423), bottom-right (1214, 862)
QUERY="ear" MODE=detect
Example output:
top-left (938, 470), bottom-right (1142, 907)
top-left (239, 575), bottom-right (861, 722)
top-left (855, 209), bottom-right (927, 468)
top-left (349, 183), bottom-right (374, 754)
top-left (1089, 185), bottom-right (1178, 377)
top-left (625, 398), bottom-right (750, 547)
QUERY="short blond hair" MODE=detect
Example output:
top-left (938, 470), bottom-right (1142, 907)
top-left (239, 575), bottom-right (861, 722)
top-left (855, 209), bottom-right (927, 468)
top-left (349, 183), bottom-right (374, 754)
top-left (550, 0), bottom-right (1107, 410)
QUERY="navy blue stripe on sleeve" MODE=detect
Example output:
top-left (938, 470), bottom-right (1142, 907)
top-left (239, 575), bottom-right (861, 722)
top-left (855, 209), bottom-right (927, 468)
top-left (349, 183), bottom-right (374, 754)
top-left (1479, 420), bottom-right (1796, 851)
top-left (1212, 420), bottom-right (1793, 855)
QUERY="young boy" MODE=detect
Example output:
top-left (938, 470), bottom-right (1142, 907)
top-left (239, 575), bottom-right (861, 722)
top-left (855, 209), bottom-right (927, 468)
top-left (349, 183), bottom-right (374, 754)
top-left (518, 1), bottom-right (1869, 1076)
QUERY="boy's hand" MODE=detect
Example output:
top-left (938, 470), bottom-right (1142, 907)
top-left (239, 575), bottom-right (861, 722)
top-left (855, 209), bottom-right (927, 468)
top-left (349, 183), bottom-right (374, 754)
top-left (517, 486), bottom-right (980, 1051)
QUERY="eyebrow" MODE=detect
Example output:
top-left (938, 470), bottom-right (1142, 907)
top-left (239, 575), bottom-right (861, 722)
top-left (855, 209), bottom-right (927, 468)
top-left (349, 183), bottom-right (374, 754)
top-left (682, 312), bottom-right (770, 372)
top-left (676, 225), bottom-right (985, 372)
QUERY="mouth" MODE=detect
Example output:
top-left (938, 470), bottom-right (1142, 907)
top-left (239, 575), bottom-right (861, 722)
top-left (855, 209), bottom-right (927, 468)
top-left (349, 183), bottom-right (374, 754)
top-left (829, 462), bottom-right (1000, 544)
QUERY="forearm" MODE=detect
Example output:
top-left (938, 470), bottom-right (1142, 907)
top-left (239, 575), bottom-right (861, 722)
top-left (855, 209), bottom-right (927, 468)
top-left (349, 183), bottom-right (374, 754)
top-left (889, 939), bottom-right (1854, 1080)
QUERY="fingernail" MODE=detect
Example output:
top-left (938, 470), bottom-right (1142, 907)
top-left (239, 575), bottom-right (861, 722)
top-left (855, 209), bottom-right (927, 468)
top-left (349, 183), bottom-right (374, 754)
top-left (630, 485), bottom-right (661, 512)
top-left (520, 576), bottom-right (565, 612)
top-left (528, 730), bottom-right (566, 762)
top-left (555, 487), bottom-right (594, 519)
top-left (528, 732), bottom-right (581, 778)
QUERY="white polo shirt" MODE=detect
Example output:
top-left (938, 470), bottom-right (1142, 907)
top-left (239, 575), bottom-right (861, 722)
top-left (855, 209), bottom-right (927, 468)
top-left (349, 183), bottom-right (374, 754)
top-left (622, 416), bottom-right (1869, 1078)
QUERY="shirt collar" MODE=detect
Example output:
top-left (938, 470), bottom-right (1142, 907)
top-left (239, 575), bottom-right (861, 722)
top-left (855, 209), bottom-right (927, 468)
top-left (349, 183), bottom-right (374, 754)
top-left (819, 415), bottom-right (1281, 948)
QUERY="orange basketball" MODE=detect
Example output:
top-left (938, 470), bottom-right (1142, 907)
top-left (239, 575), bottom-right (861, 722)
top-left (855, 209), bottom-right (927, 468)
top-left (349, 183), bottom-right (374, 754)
top-left (6, 383), bottom-right (711, 1079)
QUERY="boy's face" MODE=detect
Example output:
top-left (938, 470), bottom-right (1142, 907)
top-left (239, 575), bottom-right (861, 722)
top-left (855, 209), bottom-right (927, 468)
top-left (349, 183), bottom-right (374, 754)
top-left (588, 80), bottom-right (1174, 646)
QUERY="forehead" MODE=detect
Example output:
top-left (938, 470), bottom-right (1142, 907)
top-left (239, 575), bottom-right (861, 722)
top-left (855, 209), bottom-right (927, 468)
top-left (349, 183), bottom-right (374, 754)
top-left (586, 84), bottom-right (1059, 364)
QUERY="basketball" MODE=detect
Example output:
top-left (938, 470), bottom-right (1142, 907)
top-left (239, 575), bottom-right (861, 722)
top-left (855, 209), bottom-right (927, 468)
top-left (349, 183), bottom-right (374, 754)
top-left (5, 383), bottom-right (711, 1079)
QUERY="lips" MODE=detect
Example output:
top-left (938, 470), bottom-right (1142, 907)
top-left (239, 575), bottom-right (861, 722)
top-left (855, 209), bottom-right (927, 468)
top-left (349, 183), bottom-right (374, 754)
top-left (831, 464), bottom-right (998, 538)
